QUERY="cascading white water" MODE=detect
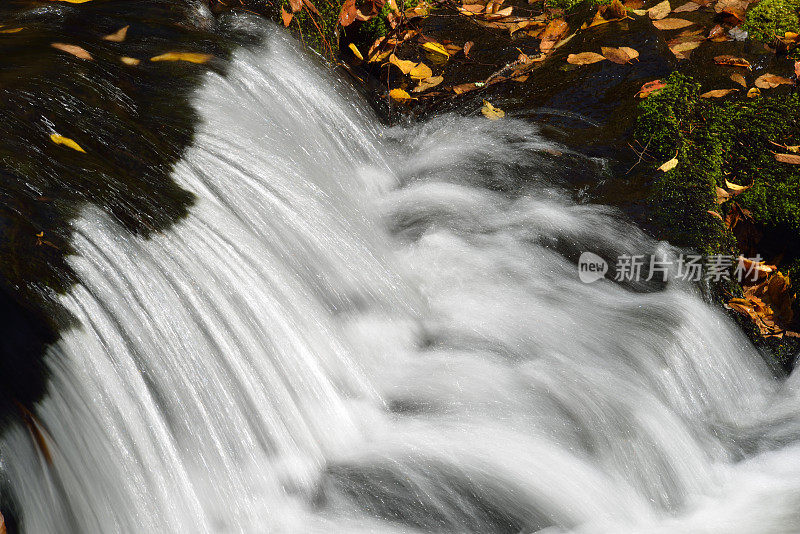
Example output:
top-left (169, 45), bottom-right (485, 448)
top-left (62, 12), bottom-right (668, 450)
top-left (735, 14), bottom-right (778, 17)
top-left (2, 22), bottom-right (800, 534)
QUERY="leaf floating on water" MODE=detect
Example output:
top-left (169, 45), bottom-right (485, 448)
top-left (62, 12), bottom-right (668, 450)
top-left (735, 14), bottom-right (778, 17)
top-left (422, 41), bottom-right (450, 58)
top-left (463, 41), bottom-right (474, 56)
top-left (636, 79), bottom-right (667, 97)
top-left (775, 153), bottom-right (800, 164)
top-left (53, 0), bottom-right (93, 3)
top-left (619, 46), bottom-right (639, 60)
top-left (103, 25), bottom-right (129, 42)
top-left (648, 0), bottom-right (672, 19)
top-left (389, 88), bottom-right (413, 102)
top-left (348, 43), bottom-right (364, 60)
top-left (668, 39), bottom-right (702, 59)
top-left (730, 73), bottom-right (747, 87)
top-left (754, 73), bottom-right (793, 89)
top-left (539, 19), bottom-right (568, 54)
top-left (652, 18), bottom-right (694, 30)
top-left (481, 100), bottom-right (505, 120)
top-left (50, 134), bottom-right (86, 153)
top-left (700, 88), bottom-right (738, 98)
top-left (51, 42), bottom-right (92, 60)
top-left (658, 157), bottom-right (678, 171)
top-left (672, 1), bottom-right (700, 11)
top-left (151, 52), bottom-right (213, 64)
top-left (413, 75), bottom-right (444, 92)
top-left (120, 56), bottom-right (141, 65)
top-left (602, 46), bottom-right (636, 64)
top-left (567, 52), bottom-right (606, 65)
top-left (714, 55), bottom-right (750, 68)
top-left (0, 27), bottom-right (24, 34)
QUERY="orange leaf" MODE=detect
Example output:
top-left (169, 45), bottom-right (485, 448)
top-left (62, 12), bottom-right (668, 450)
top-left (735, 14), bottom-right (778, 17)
top-left (51, 42), bottom-right (92, 60)
top-left (755, 73), bottom-right (793, 89)
top-left (713, 55), bottom-right (750, 68)
top-left (282, 7), bottom-right (293, 26)
top-left (539, 19), bottom-right (568, 54)
top-left (700, 88), bottom-right (738, 98)
top-left (103, 25), bottom-right (129, 42)
top-left (652, 18), bottom-right (694, 30)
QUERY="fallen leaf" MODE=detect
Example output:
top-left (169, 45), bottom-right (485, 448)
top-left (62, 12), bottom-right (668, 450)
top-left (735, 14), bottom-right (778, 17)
top-left (700, 88), bottom-right (738, 97)
top-left (775, 153), bottom-right (800, 164)
top-left (669, 39), bottom-right (702, 59)
top-left (120, 56), bottom-right (140, 65)
top-left (289, 0), bottom-right (302, 12)
top-left (409, 62), bottom-right (432, 81)
top-left (673, 1), bottom-right (700, 11)
top-left (567, 52), bottom-right (606, 65)
top-left (602, 46), bottom-right (635, 64)
top-left (339, 0), bottom-right (357, 26)
top-left (151, 52), bottom-right (212, 63)
top-left (103, 25), bottom-right (129, 42)
top-left (713, 55), bottom-right (750, 68)
top-left (725, 178), bottom-right (750, 191)
top-left (737, 256), bottom-right (775, 283)
top-left (795, 60), bottom-right (800, 78)
top-left (636, 79), bottom-right (667, 97)
top-left (463, 41), bottom-right (474, 56)
top-left (0, 27), bottom-right (24, 33)
top-left (716, 186), bottom-right (731, 203)
top-left (747, 87), bottom-right (761, 97)
top-left (707, 209), bottom-right (724, 221)
top-left (52, 0), bottom-right (93, 2)
top-left (539, 19), bottom-right (568, 54)
top-left (413, 75), bottom-right (444, 92)
top-left (481, 100), bottom-right (505, 120)
top-left (659, 157), bottom-right (678, 171)
top-left (422, 41), bottom-right (450, 58)
top-left (730, 73), bottom-right (747, 87)
top-left (389, 88), bottom-right (413, 102)
top-left (708, 24), bottom-right (730, 42)
top-left (51, 43), bottom-right (92, 60)
top-left (453, 82), bottom-right (478, 94)
top-left (755, 73), bottom-right (793, 89)
top-left (50, 134), bottom-right (86, 153)
top-left (653, 18), bottom-right (694, 30)
top-left (348, 43), bottom-right (363, 60)
top-left (282, 7), bottom-right (293, 26)
top-left (648, 0), bottom-right (671, 19)
top-left (619, 46), bottom-right (639, 60)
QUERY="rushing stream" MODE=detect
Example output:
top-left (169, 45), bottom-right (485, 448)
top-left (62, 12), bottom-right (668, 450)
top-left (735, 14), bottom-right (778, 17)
top-left (1, 14), bottom-right (800, 534)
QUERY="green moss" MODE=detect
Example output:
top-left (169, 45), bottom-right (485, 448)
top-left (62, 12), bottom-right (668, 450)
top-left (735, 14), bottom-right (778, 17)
top-left (355, 0), bottom-right (420, 48)
top-left (280, 0), bottom-right (342, 57)
top-left (742, 0), bottom-right (800, 43)
top-left (544, 0), bottom-right (612, 11)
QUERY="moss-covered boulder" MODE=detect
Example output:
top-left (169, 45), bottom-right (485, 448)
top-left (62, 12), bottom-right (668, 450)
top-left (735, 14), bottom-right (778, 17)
top-left (742, 0), bottom-right (800, 44)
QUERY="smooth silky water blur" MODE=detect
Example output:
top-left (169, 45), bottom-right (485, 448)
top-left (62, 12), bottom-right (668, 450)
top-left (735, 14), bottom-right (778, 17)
top-left (2, 21), bottom-right (800, 534)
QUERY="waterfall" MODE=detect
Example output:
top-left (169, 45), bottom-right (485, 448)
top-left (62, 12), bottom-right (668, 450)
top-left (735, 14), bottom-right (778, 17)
top-left (2, 23), bottom-right (799, 534)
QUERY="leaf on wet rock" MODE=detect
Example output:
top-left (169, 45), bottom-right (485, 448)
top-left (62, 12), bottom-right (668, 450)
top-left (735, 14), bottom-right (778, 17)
top-left (539, 19), bottom-right (568, 54)
top-left (151, 52), bottom-right (212, 64)
top-left (636, 79), bottom-right (667, 97)
top-left (775, 153), bottom-right (800, 164)
top-left (120, 56), bottom-right (140, 65)
top-left (567, 52), bottom-right (606, 65)
top-left (463, 41), bottom-right (474, 56)
top-left (50, 134), bottom-right (86, 153)
top-left (339, 0), bottom-right (358, 26)
top-left (409, 62), bottom-right (432, 81)
top-left (730, 73), bottom-right (747, 87)
top-left (389, 88), bottom-right (413, 102)
top-left (602, 46), bottom-right (637, 64)
top-left (708, 24), bottom-right (730, 42)
top-left (453, 82), bottom-right (478, 94)
top-left (289, 0), bottom-right (302, 12)
top-left (583, 0), bottom-right (628, 28)
top-left (51, 43), bottom-right (93, 60)
top-left (103, 25), bottom-right (129, 42)
top-left (754, 73), bottom-right (793, 89)
top-left (652, 18), bottom-right (694, 29)
top-left (648, 0), bottom-right (672, 20)
top-left (0, 27), bottom-right (24, 34)
top-left (422, 41), bottom-right (450, 59)
top-left (668, 39), bottom-right (702, 59)
top-left (413, 75), bottom-right (444, 92)
top-left (481, 100), bottom-right (505, 120)
top-left (714, 55), bottom-right (750, 68)
top-left (658, 157), bottom-right (678, 171)
top-left (282, 8), bottom-right (293, 26)
top-left (348, 43), bottom-right (363, 60)
top-left (700, 88), bottom-right (738, 97)
top-left (672, 1), bottom-right (700, 11)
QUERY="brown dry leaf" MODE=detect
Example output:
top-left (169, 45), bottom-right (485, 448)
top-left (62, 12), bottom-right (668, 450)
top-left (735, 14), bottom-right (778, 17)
top-left (50, 134), bottom-right (86, 153)
top-left (653, 18), bottom-right (694, 30)
top-left (795, 60), bottom-right (800, 78)
top-left (716, 186), bottom-right (731, 204)
top-left (481, 100), bottom-right (505, 120)
top-left (120, 56), bottom-right (140, 65)
top-left (673, 1), bottom-right (700, 11)
top-left (567, 52), bottom-right (606, 65)
top-left (707, 209), bottom-right (724, 221)
top-left (636, 79), bottom-right (667, 97)
top-left (463, 41), bottom-right (474, 56)
top-left (747, 87), bottom-right (761, 98)
top-left (103, 25), bottom-right (129, 42)
top-left (755, 73), bottom-right (793, 89)
top-left (539, 19), bottom-right (568, 54)
top-left (389, 88), bottom-right (413, 102)
top-left (775, 153), bottom-right (800, 164)
top-left (584, 0), bottom-right (628, 28)
top-left (669, 39), bottom-right (702, 59)
top-left (737, 256), bottom-right (775, 283)
top-left (714, 0), bottom-right (749, 13)
top-left (282, 7), bottom-right (293, 26)
top-left (51, 42), bottom-right (92, 60)
top-left (453, 82), bottom-right (478, 94)
top-left (714, 55), bottom-right (750, 68)
top-left (730, 73), bottom-right (747, 87)
top-left (602, 46), bottom-right (635, 64)
top-left (648, 0), bottom-right (672, 20)
top-left (658, 157), bottom-right (678, 171)
top-left (151, 52), bottom-right (212, 64)
top-left (708, 24), bottom-right (730, 42)
top-left (339, 0), bottom-right (358, 26)
top-left (289, 0), bottom-right (302, 12)
top-left (413, 75), bottom-right (444, 92)
top-left (700, 88), bottom-right (738, 97)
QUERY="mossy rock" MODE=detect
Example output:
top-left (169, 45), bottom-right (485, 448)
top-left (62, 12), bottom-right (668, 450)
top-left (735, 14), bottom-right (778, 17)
top-left (742, 0), bottom-right (800, 43)
top-left (544, 0), bottom-right (613, 11)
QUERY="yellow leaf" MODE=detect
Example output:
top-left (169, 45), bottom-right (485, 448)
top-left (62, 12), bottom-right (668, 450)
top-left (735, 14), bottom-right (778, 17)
top-left (725, 178), bottom-right (750, 191)
top-left (409, 62), bottom-right (433, 81)
top-left (50, 134), bottom-right (86, 153)
top-left (413, 75), bottom-right (444, 92)
top-left (619, 46), bottom-right (639, 60)
top-left (567, 52), bottom-right (606, 65)
top-left (658, 157), bottom-right (678, 172)
top-left (368, 50), bottom-right (392, 63)
top-left (747, 87), bottom-right (761, 98)
top-left (0, 27), bottom-right (24, 34)
top-left (481, 100), bottom-right (505, 120)
top-left (348, 43), bottom-right (364, 60)
top-left (51, 42), bottom-right (93, 60)
top-left (150, 52), bottom-right (213, 64)
top-left (389, 88), bottom-right (413, 102)
top-left (120, 56), bottom-right (141, 65)
top-left (422, 41), bottom-right (450, 58)
top-left (103, 25), bottom-right (129, 42)
top-left (389, 53), bottom-right (416, 74)
top-left (730, 73), bottom-right (747, 88)
top-left (52, 0), bottom-right (93, 3)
